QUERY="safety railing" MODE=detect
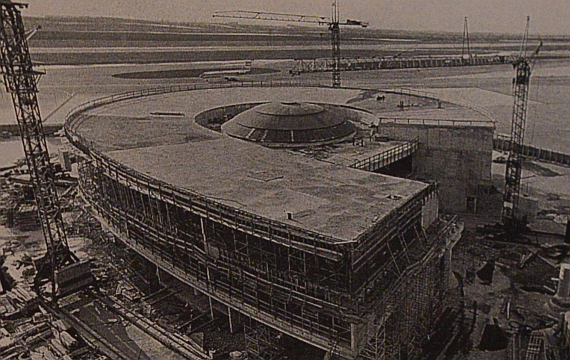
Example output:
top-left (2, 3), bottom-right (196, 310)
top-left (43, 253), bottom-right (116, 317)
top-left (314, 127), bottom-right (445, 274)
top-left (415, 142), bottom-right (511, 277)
top-left (65, 80), bottom-right (327, 133)
top-left (385, 87), bottom-right (496, 123)
top-left (350, 138), bottom-right (419, 172)
top-left (376, 117), bottom-right (494, 128)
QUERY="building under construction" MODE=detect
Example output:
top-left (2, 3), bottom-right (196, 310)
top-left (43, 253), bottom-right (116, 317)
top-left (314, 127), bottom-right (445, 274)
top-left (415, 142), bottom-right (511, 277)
top-left (65, 82), bottom-right (493, 359)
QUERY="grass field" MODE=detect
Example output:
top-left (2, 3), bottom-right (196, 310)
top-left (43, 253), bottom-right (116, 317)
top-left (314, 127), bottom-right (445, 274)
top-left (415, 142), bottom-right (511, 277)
top-left (23, 16), bottom-right (569, 66)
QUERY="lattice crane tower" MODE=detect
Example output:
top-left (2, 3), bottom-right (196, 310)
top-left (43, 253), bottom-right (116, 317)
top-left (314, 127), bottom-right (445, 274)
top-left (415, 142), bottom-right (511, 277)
top-left (502, 17), bottom-right (541, 233)
top-left (0, 1), bottom-right (77, 301)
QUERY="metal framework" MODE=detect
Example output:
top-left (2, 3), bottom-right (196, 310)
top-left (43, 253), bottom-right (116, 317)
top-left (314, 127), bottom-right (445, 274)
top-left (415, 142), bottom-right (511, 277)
top-left (290, 54), bottom-right (507, 75)
top-left (359, 250), bottom-right (450, 359)
top-left (502, 17), bottom-right (540, 231)
top-left (244, 319), bottom-right (284, 360)
top-left (73, 147), bottom-right (456, 358)
top-left (0, 1), bottom-right (74, 299)
top-left (212, 10), bottom-right (329, 25)
top-left (330, 1), bottom-right (341, 88)
top-left (65, 83), bottom-right (462, 359)
top-left (502, 58), bottom-right (531, 226)
top-left (213, 1), bottom-right (367, 88)
top-left (349, 139), bottom-right (419, 172)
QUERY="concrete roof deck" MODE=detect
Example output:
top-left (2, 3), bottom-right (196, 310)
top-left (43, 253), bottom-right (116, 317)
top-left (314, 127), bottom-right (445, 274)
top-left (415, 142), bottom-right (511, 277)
top-left (351, 91), bottom-right (494, 127)
top-left (71, 86), bottom-right (488, 242)
top-left (86, 87), bottom-right (364, 120)
top-left (108, 137), bottom-right (427, 242)
top-left (72, 114), bottom-right (220, 152)
top-left (84, 87), bottom-right (491, 128)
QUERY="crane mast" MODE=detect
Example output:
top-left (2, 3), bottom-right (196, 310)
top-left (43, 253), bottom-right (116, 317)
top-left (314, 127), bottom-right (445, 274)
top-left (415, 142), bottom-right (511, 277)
top-left (502, 17), bottom-right (539, 234)
top-left (502, 58), bottom-right (531, 229)
top-left (330, 1), bottom-right (341, 87)
top-left (0, 1), bottom-right (75, 300)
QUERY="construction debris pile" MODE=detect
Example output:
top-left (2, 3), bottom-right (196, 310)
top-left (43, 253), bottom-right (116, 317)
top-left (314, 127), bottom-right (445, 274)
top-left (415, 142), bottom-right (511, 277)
top-left (0, 153), bottom-right (114, 360)
top-left (448, 225), bottom-right (570, 360)
top-left (0, 292), bottom-right (99, 360)
top-left (0, 167), bottom-right (39, 231)
top-left (0, 285), bottom-right (38, 320)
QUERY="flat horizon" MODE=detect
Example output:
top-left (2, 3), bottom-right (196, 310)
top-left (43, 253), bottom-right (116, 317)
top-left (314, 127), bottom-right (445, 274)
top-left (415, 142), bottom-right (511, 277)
top-left (22, 15), bottom-right (566, 39)
top-left (23, 0), bottom-right (570, 36)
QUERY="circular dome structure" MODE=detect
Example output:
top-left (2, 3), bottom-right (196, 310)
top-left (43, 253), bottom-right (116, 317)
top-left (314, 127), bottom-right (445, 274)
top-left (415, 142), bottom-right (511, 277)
top-left (221, 101), bottom-right (356, 147)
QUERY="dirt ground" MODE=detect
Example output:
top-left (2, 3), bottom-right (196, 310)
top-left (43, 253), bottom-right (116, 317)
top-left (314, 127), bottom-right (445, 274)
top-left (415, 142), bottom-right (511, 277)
top-left (447, 152), bottom-right (570, 360)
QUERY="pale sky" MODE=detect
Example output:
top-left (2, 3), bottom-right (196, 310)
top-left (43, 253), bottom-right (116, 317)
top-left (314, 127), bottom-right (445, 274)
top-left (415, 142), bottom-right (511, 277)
top-left (24, 0), bottom-right (570, 35)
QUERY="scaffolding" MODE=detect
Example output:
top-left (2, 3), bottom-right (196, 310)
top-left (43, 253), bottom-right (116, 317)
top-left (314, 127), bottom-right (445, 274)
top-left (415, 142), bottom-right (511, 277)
top-left (67, 83), bottom-right (462, 359)
top-left (358, 222), bottom-right (453, 359)
top-left (72, 143), bottom-right (459, 359)
top-left (78, 153), bottom-right (354, 353)
top-left (245, 318), bottom-right (284, 360)
top-left (507, 329), bottom-right (550, 360)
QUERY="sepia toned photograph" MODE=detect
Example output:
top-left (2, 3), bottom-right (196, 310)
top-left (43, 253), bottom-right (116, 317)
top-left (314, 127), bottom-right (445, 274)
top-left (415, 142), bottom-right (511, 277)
top-left (0, 1), bottom-right (569, 359)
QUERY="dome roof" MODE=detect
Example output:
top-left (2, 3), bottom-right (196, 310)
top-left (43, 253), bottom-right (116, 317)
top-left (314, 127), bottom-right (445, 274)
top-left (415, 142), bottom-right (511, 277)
top-left (221, 102), bottom-right (356, 147)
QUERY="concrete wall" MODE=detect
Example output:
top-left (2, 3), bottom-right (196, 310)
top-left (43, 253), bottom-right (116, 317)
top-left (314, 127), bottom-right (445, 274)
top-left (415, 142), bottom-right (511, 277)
top-left (378, 123), bottom-right (494, 212)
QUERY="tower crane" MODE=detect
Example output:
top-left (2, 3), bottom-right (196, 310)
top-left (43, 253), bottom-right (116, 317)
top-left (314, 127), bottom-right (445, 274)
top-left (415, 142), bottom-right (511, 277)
top-left (0, 1), bottom-right (90, 303)
top-left (213, 1), bottom-right (368, 88)
top-left (502, 17), bottom-right (541, 236)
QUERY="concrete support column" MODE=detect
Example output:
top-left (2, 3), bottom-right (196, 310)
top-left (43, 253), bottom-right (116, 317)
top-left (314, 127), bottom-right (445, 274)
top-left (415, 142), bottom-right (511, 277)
top-left (559, 267), bottom-right (570, 298)
top-left (565, 216), bottom-right (570, 245)
top-left (553, 263), bottom-right (570, 308)
top-left (149, 263), bottom-right (161, 293)
top-left (350, 322), bottom-right (367, 354)
top-left (563, 312), bottom-right (570, 349)
top-left (350, 323), bottom-right (358, 353)
top-left (208, 296), bottom-right (215, 321)
top-left (444, 247), bottom-right (453, 290)
top-left (228, 306), bottom-right (241, 334)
